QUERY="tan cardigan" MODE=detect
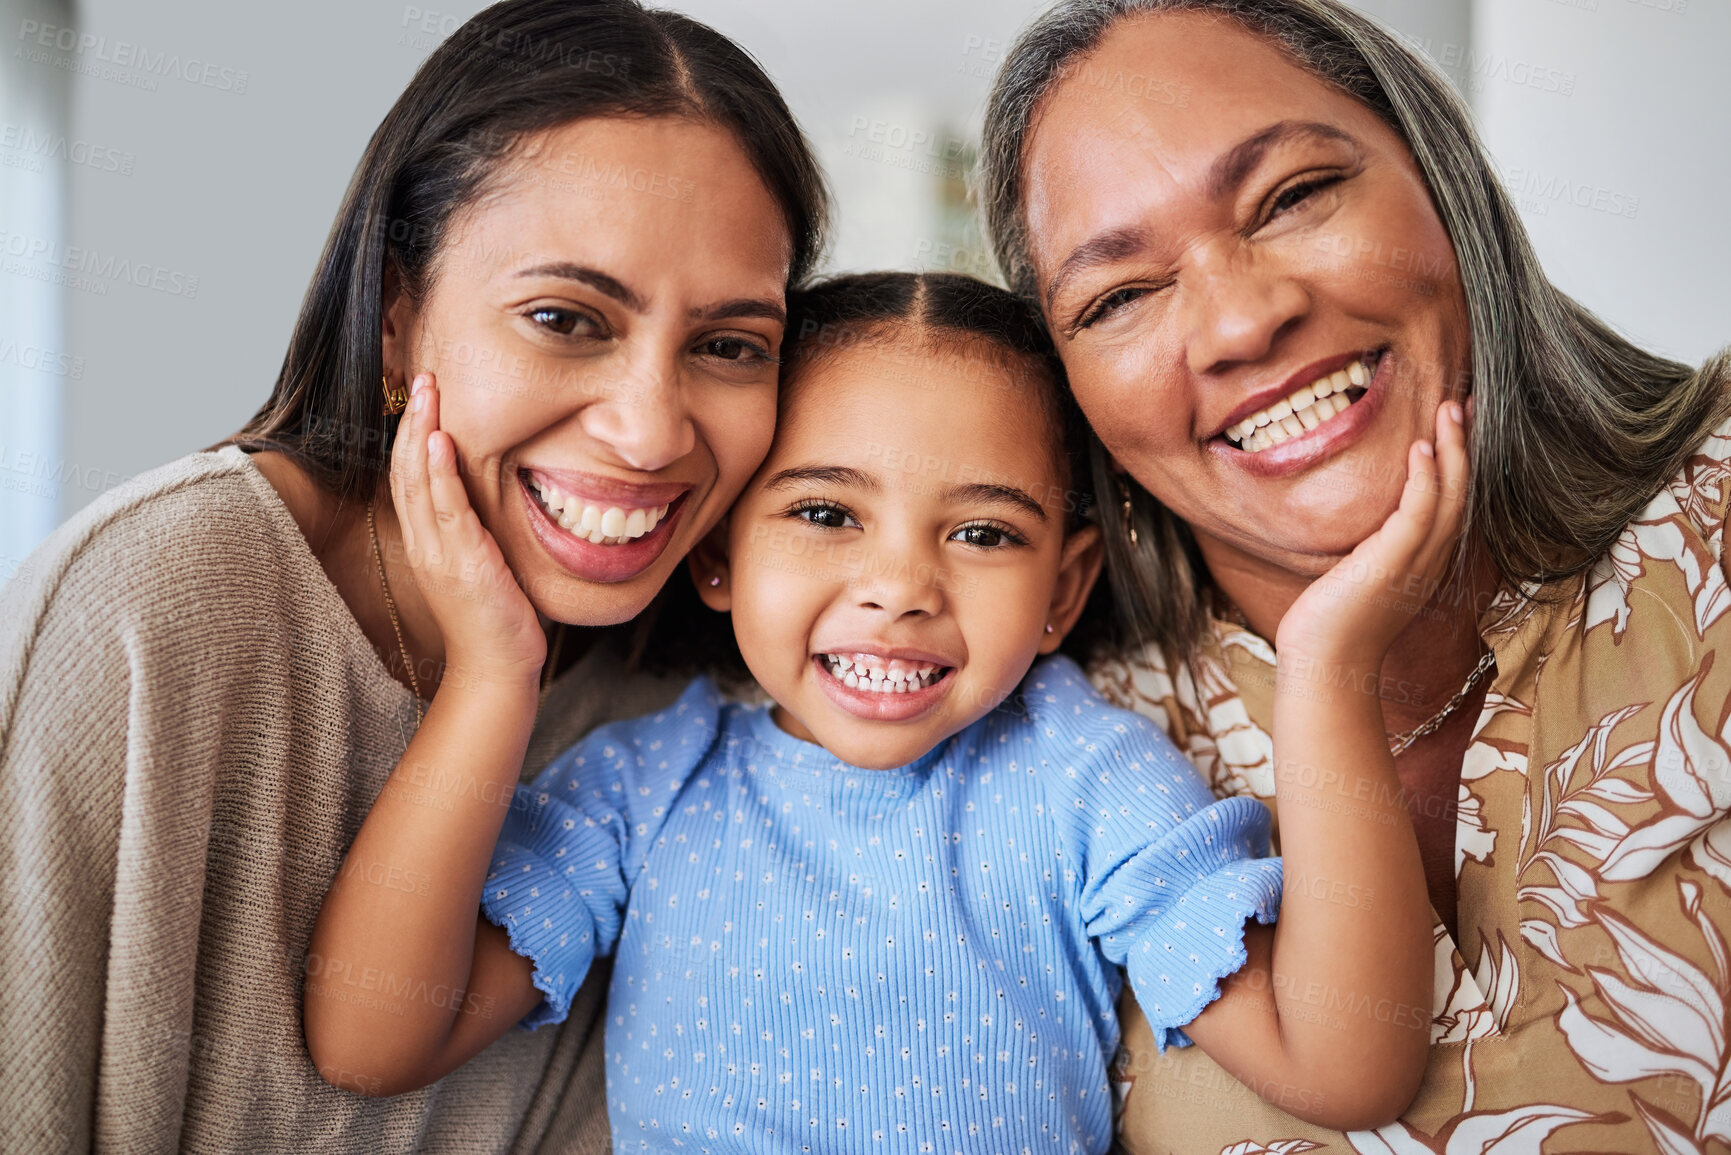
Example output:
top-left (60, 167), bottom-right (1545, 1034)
top-left (0, 446), bottom-right (685, 1153)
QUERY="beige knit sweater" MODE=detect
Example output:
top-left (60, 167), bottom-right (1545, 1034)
top-left (0, 446), bottom-right (686, 1153)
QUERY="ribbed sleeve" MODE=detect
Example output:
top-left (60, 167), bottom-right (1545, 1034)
top-left (1026, 658), bottom-right (1284, 1050)
top-left (483, 678), bottom-right (724, 1028)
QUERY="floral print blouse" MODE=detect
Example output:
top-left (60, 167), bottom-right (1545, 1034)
top-left (1098, 420), bottom-right (1731, 1155)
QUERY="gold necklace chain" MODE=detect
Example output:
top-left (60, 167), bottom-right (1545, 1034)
top-left (1385, 648), bottom-right (1495, 756)
top-left (1216, 593), bottom-right (1494, 756)
top-left (367, 501), bottom-right (423, 729)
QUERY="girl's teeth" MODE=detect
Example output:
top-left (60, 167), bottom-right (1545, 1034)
top-left (529, 479), bottom-right (669, 544)
top-left (1226, 357), bottom-right (1373, 454)
top-left (821, 654), bottom-right (943, 693)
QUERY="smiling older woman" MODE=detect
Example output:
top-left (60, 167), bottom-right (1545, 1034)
top-left (983, 0), bottom-right (1731, 1151)
top-left (0, 1), bottom-right (824, 1151)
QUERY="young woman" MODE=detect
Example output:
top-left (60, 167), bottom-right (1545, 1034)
top-left (981, 1), bottom-right (1731, 1151)
top-left (0, 1), bottom-right (824, 1150)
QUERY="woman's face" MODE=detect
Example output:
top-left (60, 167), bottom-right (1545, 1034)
top-left (386, 116), bottom-right (791, 626)
top-left (1023, 12), bottom-right (1471, 581)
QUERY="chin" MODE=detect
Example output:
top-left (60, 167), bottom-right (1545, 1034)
top-left (525, 566), bottom-right (664, 628)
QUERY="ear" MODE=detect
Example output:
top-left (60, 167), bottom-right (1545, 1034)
top-left (686, 520), bottom-right (733, 612)
top-left (381, 263), bottom-right (416, 380)
top-left (1039, 523), bottom-right (1105, 655)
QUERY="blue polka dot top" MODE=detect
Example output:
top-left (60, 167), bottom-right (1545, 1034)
top-left (483, 655), bottom-right (1283, 1154)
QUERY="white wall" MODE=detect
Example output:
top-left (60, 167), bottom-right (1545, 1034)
top-left (0, 0), bottom-right (1722, 557)
top-left (0, 0), bottom-right (70, 578)
top-left (1471, 0), bottom-right (1729, 364)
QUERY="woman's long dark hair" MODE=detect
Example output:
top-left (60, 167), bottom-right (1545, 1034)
top-left (230, 0), bottom-right (828, 507)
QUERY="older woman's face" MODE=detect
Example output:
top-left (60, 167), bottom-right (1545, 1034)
top-left (388, 116), bottom-right (790, 626)
top-left (1024, 12), bottom-right (1470, 579)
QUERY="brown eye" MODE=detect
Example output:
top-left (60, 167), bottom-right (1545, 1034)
top-left (1269, 176), bottom-right (1341, 219)
top-left (794, 503), bottom-right (854, 530)
top-left (530, 307), bottom-right (599, 337)
top-left (699, 336), bottom-right (772, 363)
top-left (949, 522), bottom-right (1026, 549)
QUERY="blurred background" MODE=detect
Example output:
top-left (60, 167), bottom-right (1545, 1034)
top-left (1, 0), bottom-right (1726, 573)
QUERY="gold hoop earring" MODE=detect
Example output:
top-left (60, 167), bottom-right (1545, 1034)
top-left (1116, 473), bottom-right (1139, 546)
top-left (382, 372), bottom-right (409, 416)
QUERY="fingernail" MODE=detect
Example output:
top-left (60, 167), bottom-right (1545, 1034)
top-left (411, 374), bottom-right (428, 396)
top-left (1418, 441), bottom-right (1435, 457)
top-left (1446, 401), bottom-right (1464, 423)
top-left (410, 389), bottom-right (425, 413)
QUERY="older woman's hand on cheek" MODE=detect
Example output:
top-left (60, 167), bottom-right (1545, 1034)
top-left (1275, 400), bottom-right (1470, 666)
top-left (390, 372), bottom-right (547, 690)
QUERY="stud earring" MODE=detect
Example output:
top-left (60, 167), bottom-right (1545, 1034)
top-left (1044, 624), bottom-right (1055, 635)
top-left (709, 576), bottom-right (722, 587)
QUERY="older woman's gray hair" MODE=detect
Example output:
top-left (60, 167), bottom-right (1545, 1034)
top-left (980, 0), bottom-right (1731, 656)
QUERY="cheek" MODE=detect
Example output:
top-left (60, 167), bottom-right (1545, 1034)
top-left (730, 536), bottom-right (828, 668)
top-left (1308, 184), bottom-right (1459, 316)
top-left (700, 388), bottom-right (778, 494)
top-left (1064, 339), bottom-right (1191, 463)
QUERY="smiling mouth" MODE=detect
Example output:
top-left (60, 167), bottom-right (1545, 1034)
top-left (1223, 352), bottom-right (1381, 454)
top-left (818, 653), bottom-right (952, 694)
top-left (524, 472), bottom-right (674, 546)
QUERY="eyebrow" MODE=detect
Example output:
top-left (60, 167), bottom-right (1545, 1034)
top-left (512, 264), bottom-right (786, 328)
top-left (942, 482), bottom-right (1048, 524)
top-left (515, 262), bottom-right (645, 311)
top-left (1045, 224), bottom-right (1153, 309)
top-left (760, 465), bottom-right (880, 493)
top-left (1206, 119), bottom-right (1359, 200)
top-left (1043, 119), bottom-right (1360, 308)
top-left (692, 298), bottom-right (787, 327)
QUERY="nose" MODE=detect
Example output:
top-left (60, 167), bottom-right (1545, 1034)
top-left (1182, 244), bottom-right (1310, 376)
top-left (850, 536), bottom-right (945, 621)
top-left (576, 356), bottom-right (697, 473)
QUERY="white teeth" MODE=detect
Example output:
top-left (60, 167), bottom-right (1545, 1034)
top-left (819, 654), bottom-right (946, 694)
top-left (1224, 357), bottom-right (1374, 454)
top-left (528, 478), bottom-right (670, 544)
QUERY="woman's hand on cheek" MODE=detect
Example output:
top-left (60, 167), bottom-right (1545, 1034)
top-left (1276, 400), bottom-right (1470, 664)
top-left (390, 373), bottom-right (547, 689)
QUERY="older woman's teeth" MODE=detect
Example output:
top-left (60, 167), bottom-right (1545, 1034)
top-left (820, 653), bottom-right (946, 694)
top-left (1225, 357), bottom-right (1373, 453)
top-left (529, 477), bottom-right (669, 545)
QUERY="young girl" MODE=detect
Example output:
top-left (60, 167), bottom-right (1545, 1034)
top-left (306, 273), bottom-right (1463, 1147)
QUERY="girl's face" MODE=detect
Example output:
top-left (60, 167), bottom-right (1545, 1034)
top-left (385, 116), bottom-right (792, 628)
top-left (693, 338), bottom-right (1102, 771)
top-left (1022, 12), bottom-right (1471, 583)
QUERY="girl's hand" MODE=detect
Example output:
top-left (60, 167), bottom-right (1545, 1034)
top-left (388, 373), bottom-right (546, 687)
top-left (1276, 399), bottom-right (1469, 665)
